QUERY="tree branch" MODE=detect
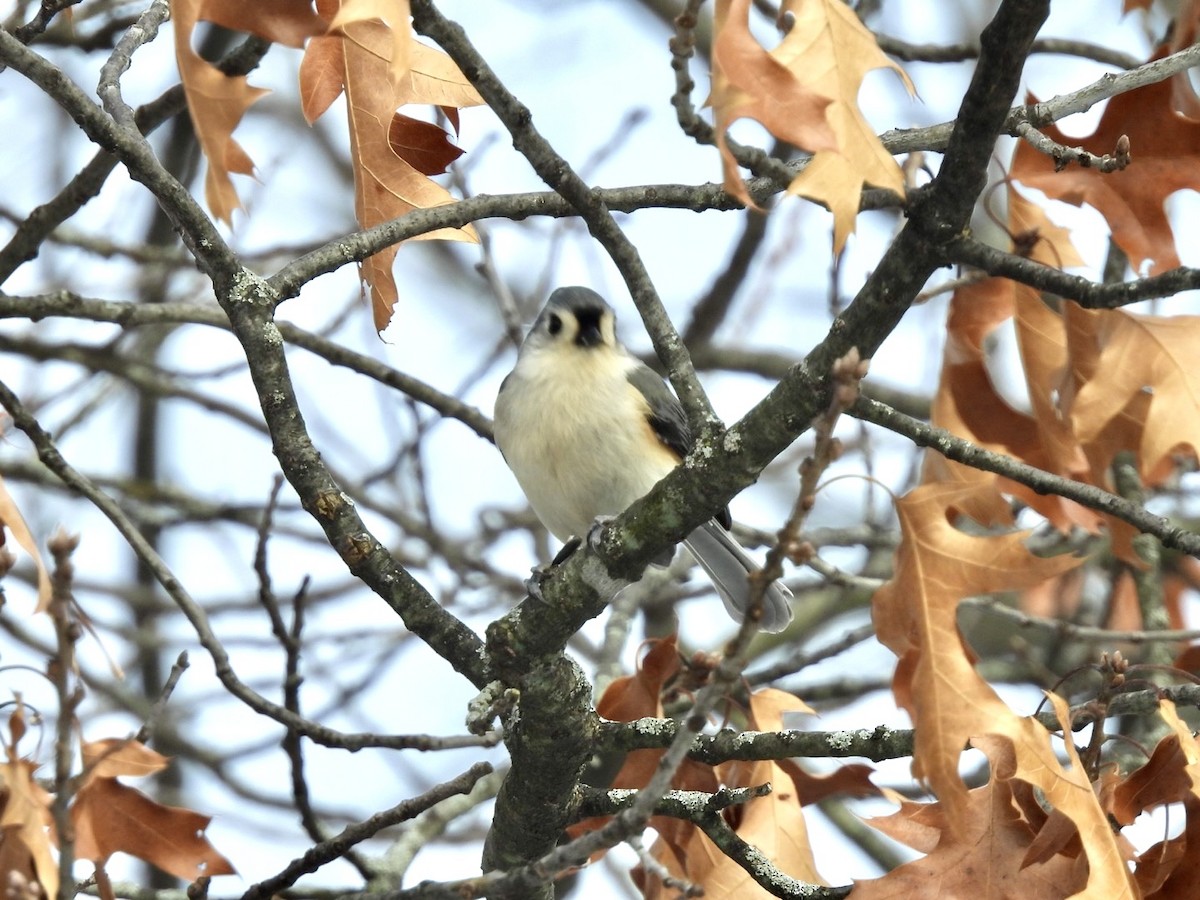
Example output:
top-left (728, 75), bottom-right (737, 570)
top-left (852, 395), bottom-right (1200, 557)
top-left (945, 236), bottom-right (1200, 308)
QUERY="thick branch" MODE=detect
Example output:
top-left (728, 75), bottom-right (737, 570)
top-left (603, 682), bottom-right (1200, 763)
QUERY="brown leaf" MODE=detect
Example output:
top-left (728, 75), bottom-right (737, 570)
top-left (921, 183), bottom-right (1099, 535)
top-left (0, 474), bottom-right (52, 612)
top-left (1113, 699), bottom-right (1200, 827)
top-left (72, 779), bottom-right (234, 882)
top-left (299, 32), bottom-right (345, 123)
top-left (709, 0), bottom-right (837, 208)
top-left (198, 0), bottom-right (324, 48)
top-left (994, 696), bottom-right (1137, 897)
top-left (171, 0), bottom-right (325, 219)
top-left (0, 757), bottom-right (57, 900)
top-left (329, 0), bottom-right (412, 87)
top-left (1013, 65), bottom-right (1200, 275)
top-left (0, 830), bottom-right (40, 900)
top-left (306, 14), bottom-right (481, 331)
top-left (81, 738), bottom-right (170, 780)
top-left (1140, 796), bottom-right (1200, 898)
top-left (633, 689), bottom-right (831, 895)
top-left (872, 483), bottom-right (1081, 821)
top-left (596, 636), bottom-right (680, 723)
top-left (389, 114), bottom-right (465, 176)
top-left (781, 0), bottom-right (915, 251)
top-left (853, 774), bottom-right (1083, 899)
top-left (874, 487), bottom-right (1133, 896)
top-left (571, 637), bottom-right (718, 849)
top-left (1063, 302), bottom-right (1200, 482)
top-left (1165, 0), bottom-right (1200, 119)
top-left (728, 691), bottom-right (827, 887)
top-left (171, 0), bottom-right (268, 223)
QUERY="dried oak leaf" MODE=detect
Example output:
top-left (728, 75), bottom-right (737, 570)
top-left (1012, 60), bottom-right (1200, 275)
top-left (1113, 699), bottom-right (1200, 826)
top-left (170, 0), bottom-right (324, 223)
top-left (571, 637), bottom-right (716, 849)
top-left (709, 0), bottom-right (836, 208)
top-left (872, 483), bottom-right (1081, 824)
top-left (923, 183), bottom-right (1097, 534)
top-left (72, 738), bottom-right (234, 883)
top-left (1063, 302), bottom-right (1200, 483)
top-left (0, 705), bottom-right (56, 900)
top-left (300, 2), bottom-right (481, 331)
top-left (853, 770), bottom-right (1082, 899)
top-left (1138, 796), bottom-right (1200, 898)
top-left (780, 0), bottom-right (915, 252)
top-left (0, 761), bottom-right (56, 900)
top-left (0, 474), bottom-right (51, 611)
top-left (638, 689), bottom-right (827, 899)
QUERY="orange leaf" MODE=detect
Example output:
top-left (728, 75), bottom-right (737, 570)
top-left (596, 636), bottom-right (680, 723)
top-left (81, 738), bottom-right (170, 780)
top-left (0, 757), bottom-right (57, 900)
top-left (72, 779), bottom-right (234, 882)
top-left (0, 475), bottom-right (51, 612)
top-left (921, 182), bottom-right (1099, 536)
top-left (571, 637), bottom-right (717, 848)
top-left (1064, 303), bottom-right (1200, 483)
top-left (198, 0), bottom-right (324, 48)
top-left (171, 0), bottom-right (268, 223)
top-left (872, 483), bottom-right (1081, 822)
top-left (328, 0), bottom-right (411, 88)
top-left (853, 773), bottom-right (1083, 899)
top-left (306, 15), bottom-right (481, 331)
top-left (710, 0), bottom-right (837, 207)
top-left (1012, 64), bottom-right (1200, 275)
top-left (780, 0), bottom-right (915, 251)
top-left (299, 33), bottom-right (346, 123)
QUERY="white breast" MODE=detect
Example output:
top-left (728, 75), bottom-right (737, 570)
top-left (494, 347), bottom-right (679, 541)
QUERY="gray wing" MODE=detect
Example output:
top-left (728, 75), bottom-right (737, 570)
top-left (626, 363), bottom-right (690, 459)
top-left (492, 371), bottom-right (514, 460)
top-left (626, 363), bottom-right (732, 530)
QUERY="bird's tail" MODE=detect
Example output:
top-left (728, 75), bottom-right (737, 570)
top-left (683, 520), bottom-right (793, 633)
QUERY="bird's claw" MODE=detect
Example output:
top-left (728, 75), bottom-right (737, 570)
top-left (586, 515), bottom-right (616, 554)
top-left (524, 563), bottom-right (554, 603)
top-left (526, 520), bottom-right (615, 601)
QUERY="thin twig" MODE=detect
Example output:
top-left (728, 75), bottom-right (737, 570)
top-left (239, 762), bottom-right (494, 900)
top-left (852, 395), bottom-right (1200, 557)
top-left (1014, 122), bottom-right (1131, 172)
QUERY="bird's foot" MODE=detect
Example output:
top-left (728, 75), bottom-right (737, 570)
top-left (524, 563), bottom-right (553, 603)
top-left (586, 515), bottom-right (616, 554)
top-left (524, 535), bottom-right (583, 602)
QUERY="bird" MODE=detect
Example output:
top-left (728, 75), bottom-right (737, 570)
top-left (492, 285), bottom-right (793, 633)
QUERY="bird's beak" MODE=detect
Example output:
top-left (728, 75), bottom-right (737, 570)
top-left (576, 321), bottom-right (603, 347)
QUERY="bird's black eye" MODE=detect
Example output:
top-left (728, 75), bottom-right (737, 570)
top-left (547, 313), bottom-right (563, 335)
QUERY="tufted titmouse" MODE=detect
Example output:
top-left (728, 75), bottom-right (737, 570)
top-left (493, 286), bottom-right (793, 632)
